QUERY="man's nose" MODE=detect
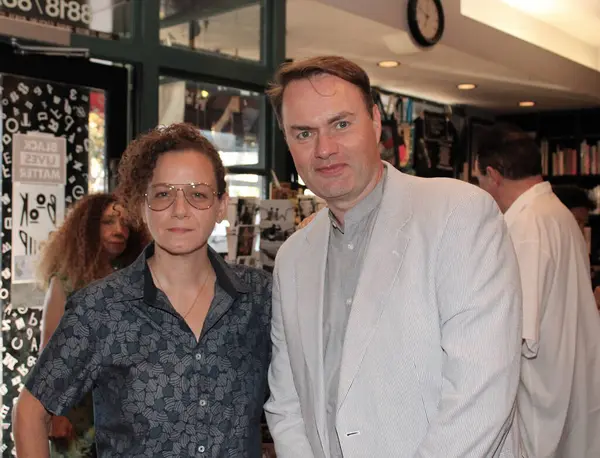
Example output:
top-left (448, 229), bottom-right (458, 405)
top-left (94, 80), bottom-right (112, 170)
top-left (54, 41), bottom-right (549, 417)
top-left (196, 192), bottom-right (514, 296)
top-left (314, 132), bottom-right (338, 159)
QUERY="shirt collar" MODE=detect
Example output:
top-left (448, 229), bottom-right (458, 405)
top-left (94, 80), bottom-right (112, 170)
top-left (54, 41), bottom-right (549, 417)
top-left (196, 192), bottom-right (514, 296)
top-left (504, 181), bottom-right (552, 227)
top-left (141, 242), bottom-right (250, 307)
top-left (329, 165), bottom-right (387, 233)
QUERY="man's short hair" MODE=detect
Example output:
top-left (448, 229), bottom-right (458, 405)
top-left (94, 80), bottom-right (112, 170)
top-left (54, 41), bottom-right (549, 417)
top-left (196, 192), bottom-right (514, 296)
top-left (553, 185), bottom-right (595, 210)
top-left (477, 123), bottom-right (542, 179)
top-left (266, 56), bottom-right (375, 125)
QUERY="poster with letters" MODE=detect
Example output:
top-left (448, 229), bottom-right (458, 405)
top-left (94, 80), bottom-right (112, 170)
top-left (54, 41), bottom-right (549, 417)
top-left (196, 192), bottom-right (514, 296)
top-left (0, 73), bottom-right (90, 456)
top-left (11, 183), bottom-right (65, 284)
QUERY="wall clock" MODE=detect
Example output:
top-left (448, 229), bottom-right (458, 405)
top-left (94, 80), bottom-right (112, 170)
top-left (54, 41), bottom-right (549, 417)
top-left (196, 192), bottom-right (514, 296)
top-left (407, 0), bottom-right (445, 48)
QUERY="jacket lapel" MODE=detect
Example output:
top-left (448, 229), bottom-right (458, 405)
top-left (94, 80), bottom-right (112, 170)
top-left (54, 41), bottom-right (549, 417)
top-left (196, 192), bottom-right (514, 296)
top-left (295, 210), bottom-right (330, 451)
top-left (337, 166), bottom-right (412, 409)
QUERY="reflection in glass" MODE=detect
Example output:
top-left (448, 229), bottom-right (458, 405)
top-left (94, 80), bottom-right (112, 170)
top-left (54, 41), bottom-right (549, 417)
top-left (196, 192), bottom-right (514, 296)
top-left (159, 0), bottom-right (262, 61)
top-left (158, 77), bottom-right (262, 167)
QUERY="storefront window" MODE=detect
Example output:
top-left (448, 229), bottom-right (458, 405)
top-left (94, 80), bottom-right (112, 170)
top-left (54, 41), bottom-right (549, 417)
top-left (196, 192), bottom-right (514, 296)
top-left (158, 77), bottom-right (262, 167)
top-left (159, 0), bottom-right (262, 61)
top-left (0, 0), bottom-right (132, 39)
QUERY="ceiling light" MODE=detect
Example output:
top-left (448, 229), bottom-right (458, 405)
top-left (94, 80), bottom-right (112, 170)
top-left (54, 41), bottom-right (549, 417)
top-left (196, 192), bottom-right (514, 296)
top-left (519, 101), bottom-right (536, 107)
top-left (457, 83), bottom-right (477, 90)
top-left (377, 60), bottom-right (400, 68)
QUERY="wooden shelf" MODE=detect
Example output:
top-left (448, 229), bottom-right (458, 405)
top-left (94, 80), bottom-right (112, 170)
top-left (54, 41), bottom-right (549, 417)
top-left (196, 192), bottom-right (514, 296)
top-left (544, 174), bottom-right (600, 189)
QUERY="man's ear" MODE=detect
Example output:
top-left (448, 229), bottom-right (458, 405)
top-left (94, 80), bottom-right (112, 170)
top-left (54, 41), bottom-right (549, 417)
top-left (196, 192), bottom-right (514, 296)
top-left (372, 104), bottom-right (382, 141)
top-left (486, 166), bottom-right (503, 185)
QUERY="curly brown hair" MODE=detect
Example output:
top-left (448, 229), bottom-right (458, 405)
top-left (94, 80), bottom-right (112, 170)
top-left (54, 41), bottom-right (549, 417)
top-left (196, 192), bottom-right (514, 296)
top-left (116, 123), bottom-right (227, 228)
top-left (36, 193), bottom-right (148, 290)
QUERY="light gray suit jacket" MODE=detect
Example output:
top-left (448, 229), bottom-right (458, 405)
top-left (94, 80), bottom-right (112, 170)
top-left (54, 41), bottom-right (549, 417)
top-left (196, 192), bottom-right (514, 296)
top-left (265, 166), bottom-right (522, 458)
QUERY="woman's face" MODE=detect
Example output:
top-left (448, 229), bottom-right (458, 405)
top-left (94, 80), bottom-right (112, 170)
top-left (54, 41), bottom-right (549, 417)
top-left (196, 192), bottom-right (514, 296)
top-left (100, 203), bottom-right (130, 260)
top-left (143, 149), bottom-right (227, 256)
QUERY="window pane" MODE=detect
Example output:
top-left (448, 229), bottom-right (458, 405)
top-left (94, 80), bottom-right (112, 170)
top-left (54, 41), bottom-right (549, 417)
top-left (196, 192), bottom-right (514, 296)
top-left (0, 0), bottom-right (132, 39)
top-left (159, 0), bottom-right (262, 62)
top-left (159, 77), bottom-right (262, 167)
top-left (226, 174), bottom-right (265, 198)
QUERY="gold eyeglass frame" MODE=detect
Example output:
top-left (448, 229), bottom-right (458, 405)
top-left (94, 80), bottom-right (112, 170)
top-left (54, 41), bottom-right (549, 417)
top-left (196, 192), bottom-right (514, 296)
top-left (144, 182), bottom-right (223, 212)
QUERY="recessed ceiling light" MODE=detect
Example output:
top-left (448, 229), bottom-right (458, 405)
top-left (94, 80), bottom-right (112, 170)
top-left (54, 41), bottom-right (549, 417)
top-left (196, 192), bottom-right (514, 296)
top-left (377, 60), bottom-right (400, 68)
top-left (519, 101), bottom-right (536, 107)
top-left (457, 83), bottom-right (477, 90)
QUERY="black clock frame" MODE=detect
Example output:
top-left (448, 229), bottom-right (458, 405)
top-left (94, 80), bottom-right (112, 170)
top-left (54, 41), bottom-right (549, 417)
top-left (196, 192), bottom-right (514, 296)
top-left (407, 0), bottom-right (445, 48)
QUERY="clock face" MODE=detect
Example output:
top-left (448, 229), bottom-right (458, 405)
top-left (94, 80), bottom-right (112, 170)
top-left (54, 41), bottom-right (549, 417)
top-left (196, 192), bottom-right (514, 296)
top-left (416, 0), bottom-right (441, 42)
top-left (407, 0), bottom-right (444, 47)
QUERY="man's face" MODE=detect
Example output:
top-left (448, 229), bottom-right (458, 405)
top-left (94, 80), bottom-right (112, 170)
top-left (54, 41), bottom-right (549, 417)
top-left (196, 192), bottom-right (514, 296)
top-left (280, 74), bottom-right (382, 208)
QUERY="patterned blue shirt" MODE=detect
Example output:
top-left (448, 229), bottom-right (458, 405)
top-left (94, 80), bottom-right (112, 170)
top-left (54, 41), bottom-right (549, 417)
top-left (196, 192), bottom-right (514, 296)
top-left (25, 243), bottom-right (272, 457)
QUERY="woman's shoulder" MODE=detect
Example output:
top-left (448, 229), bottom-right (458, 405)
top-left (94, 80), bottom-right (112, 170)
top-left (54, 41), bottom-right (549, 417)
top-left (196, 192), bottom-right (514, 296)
top-left (229, 263), bottom-right (272, 292)
top-left (50, 273), bottom-right (74, 294)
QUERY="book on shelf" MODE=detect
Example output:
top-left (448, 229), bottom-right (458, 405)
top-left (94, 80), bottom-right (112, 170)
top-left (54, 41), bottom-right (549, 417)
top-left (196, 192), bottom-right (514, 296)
top-left (580, 139), bottom-right (600, 175)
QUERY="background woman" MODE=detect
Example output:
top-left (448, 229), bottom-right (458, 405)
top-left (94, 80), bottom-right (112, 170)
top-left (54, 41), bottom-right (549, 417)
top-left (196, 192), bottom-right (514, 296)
top-left (36, 192), bottom-right (147, 457)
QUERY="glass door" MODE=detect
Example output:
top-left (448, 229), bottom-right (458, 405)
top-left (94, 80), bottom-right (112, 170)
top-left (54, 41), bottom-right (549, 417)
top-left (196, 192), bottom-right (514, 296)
top-left (0, 42), bottom-right (128, 456)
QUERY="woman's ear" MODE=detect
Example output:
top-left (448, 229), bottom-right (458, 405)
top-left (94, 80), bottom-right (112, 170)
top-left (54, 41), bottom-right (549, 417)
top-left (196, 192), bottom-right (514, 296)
top-left (216, 193), bottom-right (229, 224)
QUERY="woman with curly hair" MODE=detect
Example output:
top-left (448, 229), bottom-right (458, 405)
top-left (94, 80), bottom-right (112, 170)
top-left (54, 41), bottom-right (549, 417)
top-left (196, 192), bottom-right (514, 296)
top-left (36, 192), bottom-right (147, 457)
top-left (15, 123), bottom-right (272, 458)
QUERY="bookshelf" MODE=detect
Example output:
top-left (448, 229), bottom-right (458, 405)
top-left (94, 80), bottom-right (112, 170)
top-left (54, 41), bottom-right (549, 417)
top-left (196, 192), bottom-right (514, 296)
top-left (498, 109), bottom-right (600, 189)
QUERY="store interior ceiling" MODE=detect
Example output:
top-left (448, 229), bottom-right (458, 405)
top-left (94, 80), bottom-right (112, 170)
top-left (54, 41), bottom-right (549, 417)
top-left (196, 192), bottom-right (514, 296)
top-left (164, 0), bottom-right (600, 113)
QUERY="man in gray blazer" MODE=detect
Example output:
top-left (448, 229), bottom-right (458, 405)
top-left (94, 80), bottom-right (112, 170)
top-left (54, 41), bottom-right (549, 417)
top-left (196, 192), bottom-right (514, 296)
top-left (264, 56), bottom-right (522, 458)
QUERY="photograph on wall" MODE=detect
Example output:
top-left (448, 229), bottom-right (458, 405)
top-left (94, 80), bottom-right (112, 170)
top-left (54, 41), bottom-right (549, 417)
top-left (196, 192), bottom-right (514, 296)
top-left (237, 198), bottom-right (259, 226)
top-left (236, 225), bottom-right (257, 257)
top-left (259, 199), bottom-right (295, 270)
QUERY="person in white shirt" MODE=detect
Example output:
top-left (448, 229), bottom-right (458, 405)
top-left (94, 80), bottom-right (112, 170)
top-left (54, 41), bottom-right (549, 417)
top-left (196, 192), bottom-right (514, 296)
top-left (476, 124), bottom-right (600, 458)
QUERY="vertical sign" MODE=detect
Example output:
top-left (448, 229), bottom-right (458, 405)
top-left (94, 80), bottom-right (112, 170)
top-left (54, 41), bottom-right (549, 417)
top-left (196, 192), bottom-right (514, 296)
top-left (0, 73), bottom-right (90, 457)
top-left (11, 183), bottom-right (65, 284)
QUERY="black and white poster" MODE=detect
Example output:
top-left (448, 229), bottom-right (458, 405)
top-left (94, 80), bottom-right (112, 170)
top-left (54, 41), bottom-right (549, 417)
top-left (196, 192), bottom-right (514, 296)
top-left (0, 73), bottom-right (90, 457)
top-left (12, 183), bottom-right (65, 283)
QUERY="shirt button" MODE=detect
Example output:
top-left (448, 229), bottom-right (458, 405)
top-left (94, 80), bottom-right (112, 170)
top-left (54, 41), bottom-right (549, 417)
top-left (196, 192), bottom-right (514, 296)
top-left (346, 298), bottom-right (352, 306)
top-left (195, 353), bottom-right (202, 361)
top-left (200, 399), bottom-right (207, 407)
top-left (348, 243), bottom-right (354, 250)
top-left (198, 445), bottom-right (205, 453)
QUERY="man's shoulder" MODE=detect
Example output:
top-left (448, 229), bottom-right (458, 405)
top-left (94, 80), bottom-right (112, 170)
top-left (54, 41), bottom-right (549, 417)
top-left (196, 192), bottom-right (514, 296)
top-left (390, 171), bottom-right (496, 220)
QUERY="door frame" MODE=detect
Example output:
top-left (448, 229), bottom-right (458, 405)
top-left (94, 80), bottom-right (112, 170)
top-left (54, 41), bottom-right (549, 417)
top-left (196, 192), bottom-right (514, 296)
top-left (0, 41), bottom-right (129, 188)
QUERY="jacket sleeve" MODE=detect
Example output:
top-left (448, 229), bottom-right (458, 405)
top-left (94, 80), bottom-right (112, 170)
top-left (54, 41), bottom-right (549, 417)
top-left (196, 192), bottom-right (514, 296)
top-left (264, 258), bottom-right (315, 458)
top-left (415, 190), bottom-right (522, 457)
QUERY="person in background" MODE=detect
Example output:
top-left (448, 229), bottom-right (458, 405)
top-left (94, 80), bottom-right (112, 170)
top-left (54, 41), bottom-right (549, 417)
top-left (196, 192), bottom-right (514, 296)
top-left (476, 125), bottom-right (600, 457)
top-left (552, 184), bottom-right (595, 233)
top-left (13, 123), bottom-right (272, 457)
top-left (264, 56), bottom-right (522, 458)
top-left (35, 192), bottom-right (147, 457)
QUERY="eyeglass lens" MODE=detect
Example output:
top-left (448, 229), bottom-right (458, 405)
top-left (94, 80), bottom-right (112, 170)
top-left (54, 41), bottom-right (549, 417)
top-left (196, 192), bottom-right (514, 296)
top-left (147, 183), bottom-right (216, 211)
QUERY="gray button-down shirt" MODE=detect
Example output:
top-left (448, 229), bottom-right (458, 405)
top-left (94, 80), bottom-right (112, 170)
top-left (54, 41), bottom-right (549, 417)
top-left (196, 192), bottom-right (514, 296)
top-left (323, 168), bottom-right (387, 456)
